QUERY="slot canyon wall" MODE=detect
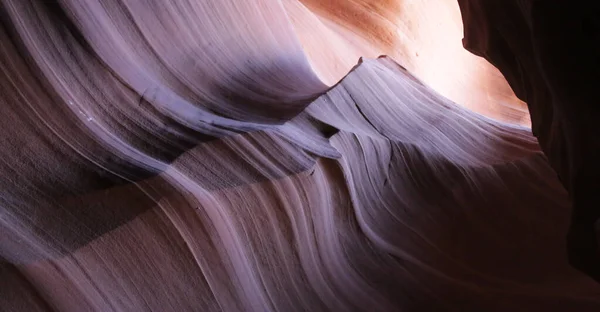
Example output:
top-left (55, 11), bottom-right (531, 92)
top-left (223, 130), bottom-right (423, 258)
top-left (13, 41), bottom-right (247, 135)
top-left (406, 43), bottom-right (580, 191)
top-left (0, 0), bottom-right (598, 311)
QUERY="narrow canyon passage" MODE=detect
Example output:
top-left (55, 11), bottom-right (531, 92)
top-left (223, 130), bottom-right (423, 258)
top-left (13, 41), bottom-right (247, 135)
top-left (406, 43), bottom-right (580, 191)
top-left (1, 0), bottom-right (599, 311)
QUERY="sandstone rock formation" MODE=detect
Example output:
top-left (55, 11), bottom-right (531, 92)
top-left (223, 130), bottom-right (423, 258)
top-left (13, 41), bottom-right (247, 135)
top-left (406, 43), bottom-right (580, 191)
top-left (1, 0), bottom-right (598, 311)
top-left (457, 0), bottom-right (600, 283)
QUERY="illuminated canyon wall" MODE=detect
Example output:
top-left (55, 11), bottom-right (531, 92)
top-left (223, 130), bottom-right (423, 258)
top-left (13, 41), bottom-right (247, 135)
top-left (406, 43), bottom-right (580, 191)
top-left (1, 0), bottom-right (599, 310)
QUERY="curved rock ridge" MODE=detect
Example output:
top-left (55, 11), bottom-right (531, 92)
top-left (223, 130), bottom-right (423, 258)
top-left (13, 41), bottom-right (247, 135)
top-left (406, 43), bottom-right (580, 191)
top-left (1, 0), bottom-right (599, 311)
top-left (4, 54), bottom-right (600, 310)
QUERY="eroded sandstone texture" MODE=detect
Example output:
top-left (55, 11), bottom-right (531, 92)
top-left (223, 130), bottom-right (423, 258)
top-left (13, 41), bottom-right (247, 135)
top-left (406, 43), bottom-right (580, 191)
top-left (0, 0), bottom-right (598, 311)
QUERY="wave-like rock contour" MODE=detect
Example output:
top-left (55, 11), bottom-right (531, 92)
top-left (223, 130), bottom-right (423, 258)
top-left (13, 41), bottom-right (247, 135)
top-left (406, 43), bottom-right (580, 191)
top-left (1, 0), bottom-right (598, 311)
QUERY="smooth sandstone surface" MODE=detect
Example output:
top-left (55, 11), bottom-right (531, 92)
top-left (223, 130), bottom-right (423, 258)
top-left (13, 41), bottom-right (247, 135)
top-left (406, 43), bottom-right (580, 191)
top-left (1, 0), bottom-right (598, 311)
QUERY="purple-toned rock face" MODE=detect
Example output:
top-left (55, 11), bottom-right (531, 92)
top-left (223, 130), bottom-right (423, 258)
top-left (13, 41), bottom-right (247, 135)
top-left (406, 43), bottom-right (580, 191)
top-left (0, 0), bottom-right (598, 311)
